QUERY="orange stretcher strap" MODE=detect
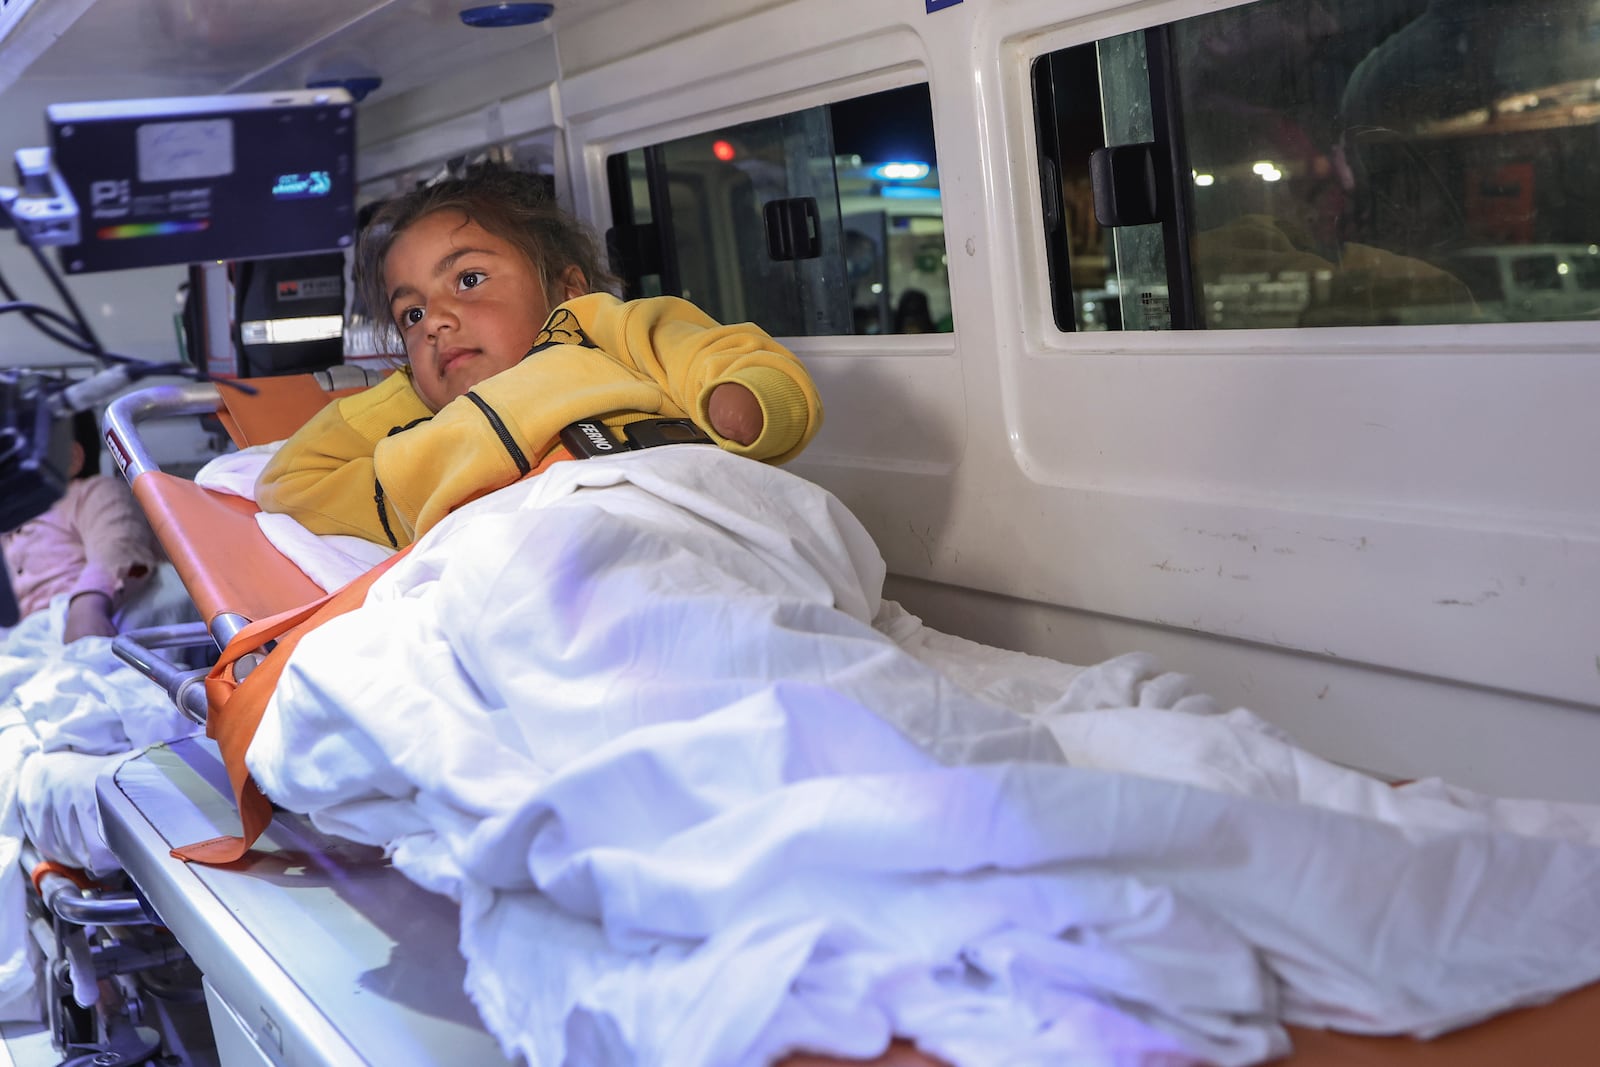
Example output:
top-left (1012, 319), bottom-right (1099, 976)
top-left (169, 541), bottom-right (415, 865)
top-left (172, 444), bottom-right (575, 866)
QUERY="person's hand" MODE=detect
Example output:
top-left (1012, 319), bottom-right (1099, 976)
top-left (708, 382), bottom-right (763, 446)
top-left (64, 592), bottom-right (117, 642)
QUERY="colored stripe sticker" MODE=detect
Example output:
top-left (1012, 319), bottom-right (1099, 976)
top-left (926, 0), bottom-right (962, 10)
top-left (96, 220), bottom-right (210, 240)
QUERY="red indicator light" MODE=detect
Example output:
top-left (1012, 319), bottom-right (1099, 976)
top-left (712, 140), bottom-right (736, 162)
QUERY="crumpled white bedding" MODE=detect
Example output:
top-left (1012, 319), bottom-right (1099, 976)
top-left (0, 595), bottom-right (196, 1021)
top-left (236, 445), bottom-right (1600, 1067)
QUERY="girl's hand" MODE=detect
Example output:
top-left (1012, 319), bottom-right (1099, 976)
top-left (708, 382), bottom-right (763, 445)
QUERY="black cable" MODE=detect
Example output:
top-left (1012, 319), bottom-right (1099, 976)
top-left (0, 194), bottom-right (105, 355)
top-left (4, 209), bottom-right (106, 358)
top-left (0, 300), bottom-right (99, 354)
top-left (0, 256), bottom-right (98, 354)
top-left (1, 193), bottom-right (256, 396)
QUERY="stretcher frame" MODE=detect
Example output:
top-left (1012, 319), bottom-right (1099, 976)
top-left (96, 372), bottom-right (520, 1067)
top-left (90, 374), bottom-right (1600, 1067)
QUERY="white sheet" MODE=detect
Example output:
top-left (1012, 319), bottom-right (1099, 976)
top-left (244, 446), bottom-right (1600, 1067)
top-left (0, 597), bottom-right (197, 1020)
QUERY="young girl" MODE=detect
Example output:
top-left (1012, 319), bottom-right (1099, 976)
top-left (256, 167), bottom-right (823, 548)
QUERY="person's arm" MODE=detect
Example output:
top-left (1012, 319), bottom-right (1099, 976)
top-left (255, 373), bottom-right (434, 547)
top-left (63, 591), bottom-right (117, 642)
top-left (707, 380), bottom-right (765, 445)
top-left (372, 294), bottom-right (824, 542)
top-left (63, 475), bottom-right (162, 640)
top-left (576, 293), bottom-right (823, 463)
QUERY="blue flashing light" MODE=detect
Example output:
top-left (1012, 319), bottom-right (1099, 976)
top-left (459, 3), bottom-right (554, 27)
top-left (880, 185), bottom-right (942, 201)
top-left (869, 161), bottom-right (931, 181)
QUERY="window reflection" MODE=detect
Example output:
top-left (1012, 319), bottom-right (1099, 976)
top-left (1036, 0), bottom-right (1600, 329)
top-left (606, 85), bottom-right (954, 337)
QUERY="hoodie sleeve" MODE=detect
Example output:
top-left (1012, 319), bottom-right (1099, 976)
top-left (255, 372), bottom-right (434, 547)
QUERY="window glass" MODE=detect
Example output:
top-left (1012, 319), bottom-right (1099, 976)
top-left (1034, 0), bottom-right (1600, 330)
top-left (607, 84), bottom-right (953, 336)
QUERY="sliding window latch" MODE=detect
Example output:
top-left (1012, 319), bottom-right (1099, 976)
top-left (1088, 142), bottom-right (1164, 228)
top-left (762, 197), bottom-right (822, 261)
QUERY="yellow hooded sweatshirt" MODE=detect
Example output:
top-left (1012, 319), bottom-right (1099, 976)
top-left (255, 293), bottom-right (822, 548)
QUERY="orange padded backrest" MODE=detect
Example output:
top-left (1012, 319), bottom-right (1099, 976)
top-left (131, 470), bottom-right (324, 625)
top-left (214, 373), bottom-right (386, 450)
top-left (214, 375), bottom-right (339, 450)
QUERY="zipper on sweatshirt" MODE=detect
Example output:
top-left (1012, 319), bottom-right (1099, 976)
top-left (371, 416), bottom-right (430, 548)
top-left (373, 480), bottom-right (399, 548)
top-left (465, 391), bottom-right (531, 475)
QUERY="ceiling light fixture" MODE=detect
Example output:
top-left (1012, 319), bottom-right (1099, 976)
top-left (459, 3), bottom-right (554, 28)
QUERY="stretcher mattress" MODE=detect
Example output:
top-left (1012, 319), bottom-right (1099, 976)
top-left (99, 736), bottom-right (516, 1067)
top-left (100, 737), bottom-right (1600, 1067)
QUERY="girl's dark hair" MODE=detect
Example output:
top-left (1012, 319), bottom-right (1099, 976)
top-left (72, 410), bottom-right (101, 479)
top-left (353, 164), bottom-right (619, 355)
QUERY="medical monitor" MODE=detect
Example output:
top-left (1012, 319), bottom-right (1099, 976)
top-left (45, 90), bottom-right (356, 274)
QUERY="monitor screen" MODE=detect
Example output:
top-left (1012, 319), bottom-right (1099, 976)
top-left (46, 90), bottom-right (357, 274)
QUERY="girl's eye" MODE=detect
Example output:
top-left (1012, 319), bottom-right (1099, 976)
top-left (459, 270), bottom-right (487, 290)
top-left (400, 307), bottom-right (424, 328)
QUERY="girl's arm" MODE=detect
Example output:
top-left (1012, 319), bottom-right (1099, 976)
top-left (572, 294), bottom-right (823, 463)
top-left (255, 373), bottom-right (433, 547)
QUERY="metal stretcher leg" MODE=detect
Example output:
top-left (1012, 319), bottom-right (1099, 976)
top-left (22, 846), bottom-right (214, 1067)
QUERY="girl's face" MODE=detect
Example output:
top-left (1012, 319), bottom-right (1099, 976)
top-left (384, 209), bottom-right (584, 412)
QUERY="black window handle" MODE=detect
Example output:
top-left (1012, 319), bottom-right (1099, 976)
top-left (763, 197), bottom-right (822, 261)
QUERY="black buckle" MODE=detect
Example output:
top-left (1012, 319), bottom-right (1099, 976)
top-left (623, 418), bottom-right (712, 449)
top-left (559, 417), bottom-right (712, 459)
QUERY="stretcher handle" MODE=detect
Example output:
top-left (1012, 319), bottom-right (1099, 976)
top-left (111, 622), bottom-right (214, 725)
top-left (103, 381), bottom-right (223, 481)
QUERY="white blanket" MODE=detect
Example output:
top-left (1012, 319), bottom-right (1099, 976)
top-left (242, 446), bottom-right (1600, 1066)
top-left (0, 597), bottom-right (197, 1021)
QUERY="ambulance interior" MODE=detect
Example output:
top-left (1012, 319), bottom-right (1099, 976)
top-left (2, 0), bottom-right (1599, 1065)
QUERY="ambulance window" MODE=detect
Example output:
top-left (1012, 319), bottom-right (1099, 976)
top-left (606, 84), bottom-right (952, 337)
top-left (1033, 0), bottom-right (1600, 331)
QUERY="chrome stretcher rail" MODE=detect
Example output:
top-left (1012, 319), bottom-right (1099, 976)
top-left (99, 737), bottom-right (516, 1067)
top-left (112, 623), bottom-right (212, 725)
